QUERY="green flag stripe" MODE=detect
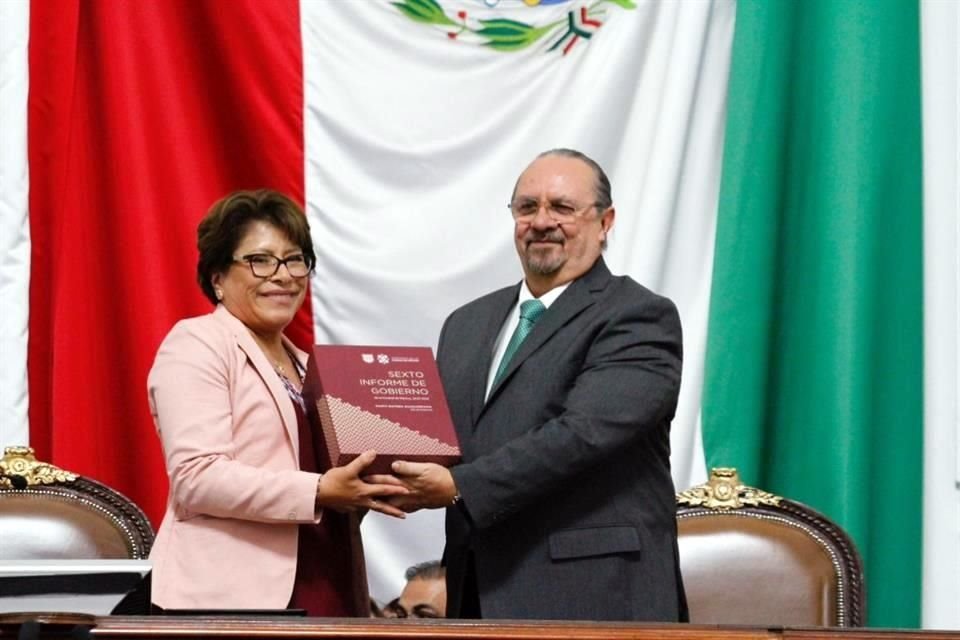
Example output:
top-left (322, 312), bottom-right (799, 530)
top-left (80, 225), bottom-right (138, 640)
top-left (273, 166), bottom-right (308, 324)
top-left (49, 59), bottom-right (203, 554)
top-left (703, 0), bottom-right (923, 628)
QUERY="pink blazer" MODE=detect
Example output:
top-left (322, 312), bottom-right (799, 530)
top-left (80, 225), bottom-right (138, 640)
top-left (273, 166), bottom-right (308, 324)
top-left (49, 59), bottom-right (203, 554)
top-left (147, 305), bottom-right (321, 609)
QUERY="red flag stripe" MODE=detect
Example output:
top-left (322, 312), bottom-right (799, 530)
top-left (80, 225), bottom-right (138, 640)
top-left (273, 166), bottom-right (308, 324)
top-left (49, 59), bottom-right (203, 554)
top-left (27, 0), bottom-right (308, 525)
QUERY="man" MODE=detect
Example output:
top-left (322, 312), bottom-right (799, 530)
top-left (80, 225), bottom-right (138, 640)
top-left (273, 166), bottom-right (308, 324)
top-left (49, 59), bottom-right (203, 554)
top-left (388, 149), bottom-right (686, 621)
top-left (382, 560), bottom-right (447, 619)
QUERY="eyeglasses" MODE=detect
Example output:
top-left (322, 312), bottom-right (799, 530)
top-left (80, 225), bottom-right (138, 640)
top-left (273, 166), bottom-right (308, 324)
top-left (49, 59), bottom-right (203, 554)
top-left (234, 253), bottom-right (312, 278)
top-left (508, 197), bottom-right (599, 224)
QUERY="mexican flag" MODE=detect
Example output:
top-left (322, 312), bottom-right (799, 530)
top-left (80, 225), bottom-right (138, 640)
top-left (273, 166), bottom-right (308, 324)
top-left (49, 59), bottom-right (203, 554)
top-left (0, 0), bottom-right (955, 627)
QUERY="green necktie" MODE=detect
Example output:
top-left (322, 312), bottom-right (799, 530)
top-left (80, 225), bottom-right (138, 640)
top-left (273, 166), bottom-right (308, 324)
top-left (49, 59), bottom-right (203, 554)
top-left (492, 299), bottom-right (546, 388)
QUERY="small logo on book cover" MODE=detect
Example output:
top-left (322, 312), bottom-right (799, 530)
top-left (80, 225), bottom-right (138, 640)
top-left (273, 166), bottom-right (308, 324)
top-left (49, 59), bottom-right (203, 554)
top-left (377, 354), bottom-right (390, 364)
top-left (362, 353), bottom-right (375, 363)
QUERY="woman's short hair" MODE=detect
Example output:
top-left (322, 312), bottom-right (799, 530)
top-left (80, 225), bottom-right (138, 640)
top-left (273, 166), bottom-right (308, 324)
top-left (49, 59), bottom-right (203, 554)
top-left (196, 189), bottom-right (315, 305)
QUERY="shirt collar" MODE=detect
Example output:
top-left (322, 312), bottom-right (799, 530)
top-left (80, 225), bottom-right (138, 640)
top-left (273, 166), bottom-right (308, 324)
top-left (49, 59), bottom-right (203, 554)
top-left (518, 278), bottom-right (570, 309)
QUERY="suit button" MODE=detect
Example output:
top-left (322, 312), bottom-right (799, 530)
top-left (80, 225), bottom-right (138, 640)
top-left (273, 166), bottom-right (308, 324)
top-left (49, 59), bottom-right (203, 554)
top-left (287, 511), bottom-right (297, 520)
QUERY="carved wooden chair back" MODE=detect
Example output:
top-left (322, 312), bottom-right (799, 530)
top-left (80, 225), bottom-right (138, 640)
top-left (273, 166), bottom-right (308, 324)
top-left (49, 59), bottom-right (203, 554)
top-left (676, 468), bottom-right (865, 627)
top-left (0, 446), bottom-right (154, 560)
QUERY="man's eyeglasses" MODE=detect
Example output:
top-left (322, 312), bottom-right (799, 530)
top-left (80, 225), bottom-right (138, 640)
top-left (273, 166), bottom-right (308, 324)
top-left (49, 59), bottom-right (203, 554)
top-left (234, 253), bottom-right (312, 278)
top-left (508, 198), bottom-right (599, 224)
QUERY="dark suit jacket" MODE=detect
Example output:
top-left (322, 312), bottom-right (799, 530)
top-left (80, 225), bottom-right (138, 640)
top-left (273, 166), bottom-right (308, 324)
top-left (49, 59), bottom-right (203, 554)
top-left (438, 258), bottom-right (686, 621)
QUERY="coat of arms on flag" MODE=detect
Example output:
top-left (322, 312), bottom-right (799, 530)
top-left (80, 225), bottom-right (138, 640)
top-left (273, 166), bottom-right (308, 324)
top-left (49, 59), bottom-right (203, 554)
top-left (390, 0), bottom-right (637, 55)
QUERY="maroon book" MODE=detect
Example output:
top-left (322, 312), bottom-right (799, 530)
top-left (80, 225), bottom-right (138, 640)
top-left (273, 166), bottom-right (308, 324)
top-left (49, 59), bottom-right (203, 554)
top-left (302, 345), bottom-right (461, 475)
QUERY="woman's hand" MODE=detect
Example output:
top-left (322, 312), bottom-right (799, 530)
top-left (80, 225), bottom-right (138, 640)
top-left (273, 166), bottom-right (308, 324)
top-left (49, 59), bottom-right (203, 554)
top-left (316, 450), bottom-right (409, 519)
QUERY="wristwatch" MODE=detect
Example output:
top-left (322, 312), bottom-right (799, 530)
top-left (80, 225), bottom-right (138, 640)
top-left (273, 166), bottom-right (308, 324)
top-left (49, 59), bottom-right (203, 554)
top-left (450, 492), bottom-right (473, 525)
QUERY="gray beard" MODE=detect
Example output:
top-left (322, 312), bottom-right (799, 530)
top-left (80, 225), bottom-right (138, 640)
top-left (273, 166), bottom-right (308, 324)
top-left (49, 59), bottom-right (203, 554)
top-left (523, 251), bottom-right (565, 276)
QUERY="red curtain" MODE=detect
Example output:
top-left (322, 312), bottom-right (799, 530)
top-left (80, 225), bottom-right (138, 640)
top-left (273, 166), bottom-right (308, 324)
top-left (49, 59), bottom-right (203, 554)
top-left (28, 0), bottom-right (311, 526)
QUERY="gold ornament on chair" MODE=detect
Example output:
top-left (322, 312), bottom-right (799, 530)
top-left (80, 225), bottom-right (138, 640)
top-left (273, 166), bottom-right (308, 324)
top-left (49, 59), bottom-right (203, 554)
top-left (0, 446), bottom-right (78, 488)
top-left (677, 467), bottom-right (781, 510)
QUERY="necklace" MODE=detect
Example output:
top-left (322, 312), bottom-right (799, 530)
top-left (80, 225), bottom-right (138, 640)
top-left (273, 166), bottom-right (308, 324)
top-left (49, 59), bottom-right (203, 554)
top-left (274, 353), bottom-right (306, 412)
top-left (249, 331), bottom-right (298, 380)
top-left (273, 351), bottom-right (303, 384)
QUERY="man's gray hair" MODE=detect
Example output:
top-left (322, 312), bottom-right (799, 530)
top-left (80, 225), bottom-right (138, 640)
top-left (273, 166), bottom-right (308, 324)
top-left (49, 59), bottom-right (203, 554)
top-left (405, 560), bottom-right (445, 581)
top-left (536, 148), bottom-right (613, 212)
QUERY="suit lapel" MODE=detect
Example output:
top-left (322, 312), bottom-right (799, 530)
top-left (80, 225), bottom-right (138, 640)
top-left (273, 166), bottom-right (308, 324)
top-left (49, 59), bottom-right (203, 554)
top-left (484, 258), bottom-right (612, 407)
top-left (213, 305), bottom-right (301, 459)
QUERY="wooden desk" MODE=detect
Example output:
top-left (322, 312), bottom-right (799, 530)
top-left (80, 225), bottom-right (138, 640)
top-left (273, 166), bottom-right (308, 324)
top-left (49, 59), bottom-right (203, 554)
top-left (2, 616), bottom-right (959, 640)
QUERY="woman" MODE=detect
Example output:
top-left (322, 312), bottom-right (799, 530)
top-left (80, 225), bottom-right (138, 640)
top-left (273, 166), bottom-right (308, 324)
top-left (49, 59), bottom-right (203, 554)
top-left (148, 189), bottom-right (406, 615)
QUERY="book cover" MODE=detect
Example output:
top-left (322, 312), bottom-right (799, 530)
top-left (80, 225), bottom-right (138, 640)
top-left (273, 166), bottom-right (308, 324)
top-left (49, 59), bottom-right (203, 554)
top-left (302, 345), bottom-right (460, 475)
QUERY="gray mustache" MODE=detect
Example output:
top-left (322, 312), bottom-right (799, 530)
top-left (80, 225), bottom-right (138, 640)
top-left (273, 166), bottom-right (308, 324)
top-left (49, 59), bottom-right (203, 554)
top-left (526, 232), bottom-right (564, 243)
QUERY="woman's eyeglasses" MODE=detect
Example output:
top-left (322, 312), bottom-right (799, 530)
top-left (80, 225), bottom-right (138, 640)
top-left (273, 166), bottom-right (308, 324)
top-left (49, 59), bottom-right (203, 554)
top-left (234, 253), bottom-right (312, 278)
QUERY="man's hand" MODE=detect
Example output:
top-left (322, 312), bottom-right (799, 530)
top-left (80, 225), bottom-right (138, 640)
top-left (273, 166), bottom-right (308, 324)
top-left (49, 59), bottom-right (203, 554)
top-left (368, 461), bottom-right (457, 513)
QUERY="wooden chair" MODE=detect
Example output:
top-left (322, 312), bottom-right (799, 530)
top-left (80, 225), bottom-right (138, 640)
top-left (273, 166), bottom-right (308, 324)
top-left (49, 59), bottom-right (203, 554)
top-left (0, 446), bottom-right (154, 560)
top-left (676, 467), bottom-right (865, 627)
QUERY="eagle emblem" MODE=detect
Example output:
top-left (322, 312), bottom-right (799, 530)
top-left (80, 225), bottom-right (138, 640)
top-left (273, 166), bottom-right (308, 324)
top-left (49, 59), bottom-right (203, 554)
top-left (390, 0), bottom-right (636, 55)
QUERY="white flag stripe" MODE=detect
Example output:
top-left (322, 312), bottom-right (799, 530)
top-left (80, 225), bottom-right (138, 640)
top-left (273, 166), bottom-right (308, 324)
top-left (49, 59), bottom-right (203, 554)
top-left (302, 0), bottom-right (732, 602)
top-left (0, 0), bottom-right (30, 450)
top-left (920, 0), bottom-right (960, 628)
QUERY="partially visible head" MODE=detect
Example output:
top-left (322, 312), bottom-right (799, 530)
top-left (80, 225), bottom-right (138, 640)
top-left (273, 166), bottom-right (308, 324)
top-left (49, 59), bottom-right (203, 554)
top-left (196, 189), bottom-right (315, 334)
top-left (510, 149), bottom-right (615, 295)
top-left (383, 560), bottom-right (446, 619)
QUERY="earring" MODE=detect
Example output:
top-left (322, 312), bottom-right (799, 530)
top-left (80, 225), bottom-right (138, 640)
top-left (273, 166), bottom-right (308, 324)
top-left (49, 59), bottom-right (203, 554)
top-left (215, 288), bottom-right (223, 300)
